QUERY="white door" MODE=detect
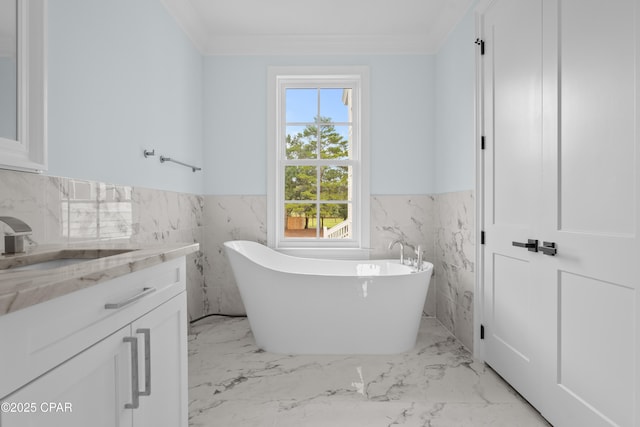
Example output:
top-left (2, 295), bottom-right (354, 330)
top-left (481, 0), bottom-right (640, 426)
top-left (538, 0), bottom-right (639, 425)
top-left (1, 327), bottom-right (133, 427)
top-left (480, 0), bottom-right (547, 411)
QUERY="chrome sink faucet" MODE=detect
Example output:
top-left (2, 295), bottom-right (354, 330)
top-left (388, 239), bottom-right (405, 264)
top-left (0, 216), bottom-right (32, 254)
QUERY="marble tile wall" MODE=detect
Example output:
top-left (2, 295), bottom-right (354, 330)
top-left (202, 194), bottom-right (437, 316)
top-left (0, 171), bottom-right (66, 247)
top-left (202, 195), bottom-right (267, 315)
top-left (0, 168), bottom-right (476, 350)
top-left (433, 190), bottom-right (475, 350)
top-left (370, 195), bottom-right (436, 316)
top-left (0, 169), bottom-right (206, 321)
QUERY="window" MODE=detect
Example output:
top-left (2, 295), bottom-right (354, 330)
top-left (267, 67), bottom-right (370, 257)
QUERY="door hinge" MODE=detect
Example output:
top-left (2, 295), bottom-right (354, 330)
top-left (480, 324), bottom-right (485, 340)
top-left (481, 231), bottom-right (485, 245)
top-left (475, 38), bottom-right (485, 55)
top-left (481, 136), bottom-right (485, 150)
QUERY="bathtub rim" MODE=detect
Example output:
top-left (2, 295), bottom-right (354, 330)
top-left (223, 239), bottom-right (434, 278)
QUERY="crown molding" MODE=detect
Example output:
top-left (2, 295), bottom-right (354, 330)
top-left (203, 34), bottom-right (436, 56)
top-left (160, 0), bottom-right (437, 56)
top-left (160, 0), bottom-right (472, 56)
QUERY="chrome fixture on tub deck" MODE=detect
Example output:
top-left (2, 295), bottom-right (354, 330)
top-left (389, 240), bottom-right (426, 271)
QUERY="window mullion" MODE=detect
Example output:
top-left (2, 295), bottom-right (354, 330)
top-left (287, 121), bottom-right (351, 126)
top-left (283, 159), bottom-right (354, 166)
top-left (315, 87), bottom-right (321, 239)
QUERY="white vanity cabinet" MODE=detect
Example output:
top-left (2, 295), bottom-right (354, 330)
top-left (0, 257), bottom-right (189, 427)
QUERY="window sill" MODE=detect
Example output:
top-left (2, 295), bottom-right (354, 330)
top-left (276, 247), bottom-right (371, 260)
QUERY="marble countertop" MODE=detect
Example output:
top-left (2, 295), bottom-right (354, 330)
top-left (0, 242), bottom-right (199, 316)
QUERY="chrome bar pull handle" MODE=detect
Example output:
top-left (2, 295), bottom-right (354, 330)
top-left (105, 287), bottom-right (156, 310)
top-left (538, 241), bottom-right (557, 256)
top-left (124, 336), bottom-right (140, 409)
top-left (137, 328), bottom-right (151, 397)
top-left (512, 239), bottom-right (539, 252)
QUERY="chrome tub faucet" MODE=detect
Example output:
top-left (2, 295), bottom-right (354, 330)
top-left (0, 216), bottom-right (32, 254)
top-left (388, 239), bottom-right (405, 265)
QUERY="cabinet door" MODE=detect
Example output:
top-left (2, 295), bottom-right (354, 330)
top-left (0, 327), bottom-right (133, 427)
top-left (0, 0), bottom-right (47, 173)
top-left (131, 293), bottom-right (188, 427)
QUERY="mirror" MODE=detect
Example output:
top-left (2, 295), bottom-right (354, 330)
top-left (0, 0), bottom-right (17, 141)
top-left (0, 0), bottom-right (47, 173)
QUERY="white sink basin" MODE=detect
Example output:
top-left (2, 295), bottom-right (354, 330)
top-left (0, 249), bottom-right (136, 272)
top-left (7, 258), bottom-right (91, 272)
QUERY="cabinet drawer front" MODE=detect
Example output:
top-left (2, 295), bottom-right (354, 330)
top-left (0, 257), bottom-right (186, 398)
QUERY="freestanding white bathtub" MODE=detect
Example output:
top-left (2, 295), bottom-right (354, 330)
top-left (224, 240), bottom-right (433, 354)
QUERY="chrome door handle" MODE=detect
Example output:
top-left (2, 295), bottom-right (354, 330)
top-left (137, 328), bottom-right (151, 397)
top-left (123, 336), bottom-right (139, 409)
top-left (512, 239), bottom-right (539, 252)
top-left (105, 287), bottom-right (156, 309)
top-left (538, 241), bottom-right (557, 256)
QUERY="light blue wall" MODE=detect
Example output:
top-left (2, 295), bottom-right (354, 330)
top-left (46, 1), bottom-right (475, 196)
top-left (48, 0), bottom-right (204, 194)
top-left (434, 4), bottom-right (476, 194)
top-left (203, 55), bottom-right (436, 195)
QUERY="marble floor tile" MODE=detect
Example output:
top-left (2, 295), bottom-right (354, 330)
top-left (188, 317), bottom-right (551, 427)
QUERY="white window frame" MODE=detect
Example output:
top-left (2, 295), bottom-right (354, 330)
top-left (267, 66), bottom-right (370, 259)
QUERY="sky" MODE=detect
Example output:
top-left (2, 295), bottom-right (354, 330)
top-left (285, 88), bottom-right (350, 123)
top-left (285, 88), bottom-right (351, 146)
